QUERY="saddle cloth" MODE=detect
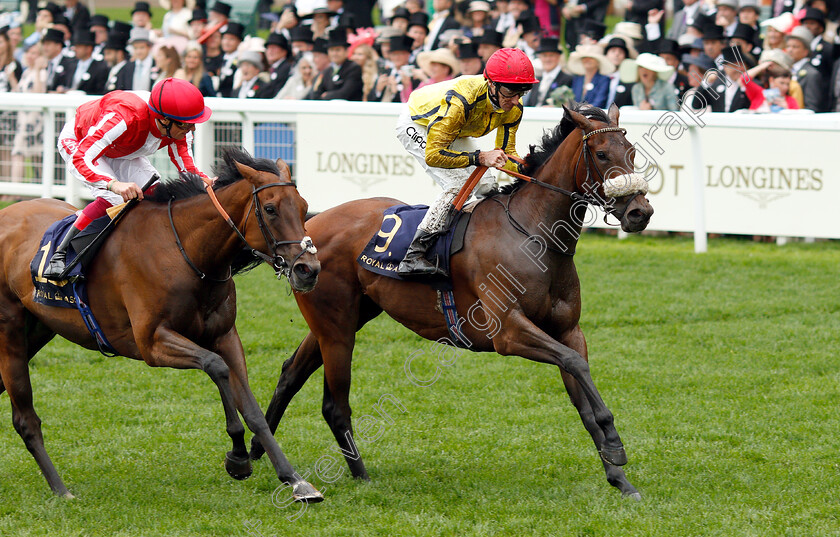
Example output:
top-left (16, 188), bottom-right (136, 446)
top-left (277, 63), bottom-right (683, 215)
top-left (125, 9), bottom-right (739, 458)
top-left (357, 204), bottom-right (472, 282)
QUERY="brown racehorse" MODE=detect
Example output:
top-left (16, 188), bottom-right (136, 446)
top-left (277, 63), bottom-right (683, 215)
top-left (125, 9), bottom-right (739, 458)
top-left (0, 148), bottom-right (323, 501)
top-left (250, 104), bottom-right (654, 499)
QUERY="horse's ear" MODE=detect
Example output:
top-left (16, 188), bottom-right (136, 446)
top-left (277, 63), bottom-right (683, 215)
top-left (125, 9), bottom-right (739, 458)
top-left (275, 158), bottom-right (292, 183)
top-left (608, 103), bottom-right (620, 126)
top-left (564, 106), bottom-right (595, 135)
top-left (233, 160), bottom-right (259, 185)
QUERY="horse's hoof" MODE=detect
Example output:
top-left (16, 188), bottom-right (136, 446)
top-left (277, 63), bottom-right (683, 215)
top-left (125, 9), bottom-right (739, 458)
top-left (599, 446), bottom-right (628, 466)
top-left (624, 491), bottom-right (642, 501)
top-left (62, 492), bottom-right (76, 500)
top-left (225, 451), bottom-right (253, 480)
top-left (293, 481), bottom-right (324, 503)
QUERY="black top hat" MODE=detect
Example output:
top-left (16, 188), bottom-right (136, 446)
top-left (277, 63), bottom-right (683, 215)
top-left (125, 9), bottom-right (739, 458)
top-left (657, 38), bottom-right (681, 57)
top-left (701, 22), bottom-right (726, 40)
top-left (289, 25), bottom-right (314, 43)
top-left (391, 7), bottom-right (411, 21)
top-left (457, 41), bottom-right (481, 59)
top-left (132, 1), bottom-right (152, 15)
top-left (407, 12), bottom-right (429, 31)
top-left (604, 36), bottom-right (628, 54)
top-left (111, 20), bottom-right (133, 37)
top-left (90, 14), bottom-right (109, 28)
top-left (389, 34), bottom-right (414, 53)
top-left (210, 1), bottom-right (233, 17)
top-left (325, 27), bottom-right (350, 48)
top-left (41, 27), bottom-right (65, 45)
top-left (801, 7), bottom-right (826, 26)
top-left (72, 29), bottom-right (96, 46)
top-left (104, 30), bottom-right (129, 51)
top-left (265, 32), bottom-right (291, 52)
top-left (535, 36), bottom-right (562, 54)
top-left (517, 13), bottom-right (541, 35)
top-left (476, 28), bottom-right (503, 47)
top-left (189, 8), bottom-right (208, 23)
top-left (312, 37), bottom-right (328, 54)
top-left (730, 22), bottom-right (755, 42)
top-left (682, 52), bottom-right (713, 70)
top-left (221, 21), bottom-right (245, 40)
top-left (40, 2), bottom-right (62, 17)
top-left (580, 19), bottom-right (606, 40)
top-left (688, 12), bottom-right (711, 31)
top-left (721, 45), bottom-right (755, 67)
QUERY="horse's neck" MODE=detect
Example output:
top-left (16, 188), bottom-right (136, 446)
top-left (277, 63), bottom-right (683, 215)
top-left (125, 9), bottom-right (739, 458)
top-left (512, 137), bottom-right (585, 255)
top-left (172, 180), bottom-right (253, 271)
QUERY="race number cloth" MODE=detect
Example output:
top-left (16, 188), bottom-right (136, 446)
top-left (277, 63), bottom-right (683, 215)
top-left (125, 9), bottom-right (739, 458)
top-left (357, 204), bottom-right (458, 281)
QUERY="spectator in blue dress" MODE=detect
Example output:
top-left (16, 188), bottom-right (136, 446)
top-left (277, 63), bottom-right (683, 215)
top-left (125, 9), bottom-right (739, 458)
top-left (567, 44), bottom-right (614, 108)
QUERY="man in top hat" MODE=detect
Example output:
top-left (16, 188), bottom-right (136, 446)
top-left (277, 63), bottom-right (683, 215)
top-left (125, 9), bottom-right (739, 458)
top-left (737, 0), bottom-right (762, 49)
top-left (714, 0), bottom-right (739, 36)
top-left (309, 37), bottom-right (331, 87)
top-left (189, 8), bottom-right (208, 39)
top-left (389, 7), bottom-right (411, 32)
top-left (209, 1), bottom-right (232, 25)
top-left (104, 30), bottom-right (130, 92)
top-left (729, 23), bottom-right (759, 60)
top-left (514, 14), bottom-right (542, 60)
top-left (785, 26), bottom-right (826, 112)
top-left (132, 1), bottom-right (154, 30)
top-left (457, 41), bottom-right (483, 75)
top-left (89, 14), bottom-right (109, 60)
top-left (343, 0), bottom-right (377, 29)
top-left (800, 7), bottom-right (835, 84)
top-left (425, 0), bottom-right (460, 51)
top-left (217, 21), bottom-right (245, 97)
top-left (562, 0), bottom-right (610, 51)
top-left (702, 21), bottom-right (727, 67)
top-left (370, 34), bottom-right (419, 102)
top-left (62, 29), bottom-right (109, 94)
top-left (42, 28), bottom-right (74, 92)
top-left (115, 28), bottom-right (157, 91)
top-left (657, 38), bottom-right (690, 102)
top-left (254, 33), bottom-right (293, 98)
top-left (63, 0), bottom-right (91, 38)
top-left (525, 37), bottom-right (573, 106)
top-left (602, 35), bottom-right (635, 106)
top-left (406, 12), bottom-right (429, 64)
top-left (476, 28), bottom-right (503, 62)
top-left (691, 45), bottom-right (751, 112)
top-left (290, 25), bottom-right (314, 57)
top-left (307, 27), bottom-right (363, 101)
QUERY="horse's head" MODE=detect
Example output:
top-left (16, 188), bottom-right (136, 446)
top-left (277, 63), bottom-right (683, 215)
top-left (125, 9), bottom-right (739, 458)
top-left (233, 158), bottom-right (320, 293)
top-left (562, 103), bottom-right (654, 233)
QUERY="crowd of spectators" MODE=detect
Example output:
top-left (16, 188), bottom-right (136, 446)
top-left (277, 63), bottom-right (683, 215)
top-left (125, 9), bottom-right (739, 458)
top-left (0, 0), bottom-right (838, 115)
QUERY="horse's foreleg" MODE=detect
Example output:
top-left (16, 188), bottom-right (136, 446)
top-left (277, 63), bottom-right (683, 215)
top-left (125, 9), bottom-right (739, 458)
top-left (493, 311), bottom-right (627, 467)
top-left (250, 332), bottom-right (323, 461)
top-left (320, 339), bottom-right (368, 480)
top-left (559, 325), bottom-right (639, 499)
top-left (214, 329), bottom-right (323, 502)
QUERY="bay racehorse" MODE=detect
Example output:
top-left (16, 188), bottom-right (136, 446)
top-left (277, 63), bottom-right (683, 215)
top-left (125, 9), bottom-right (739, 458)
top-left (250, 104), bottom-right (654, 498)
top-left (0, 148), bottom-right (323, 501)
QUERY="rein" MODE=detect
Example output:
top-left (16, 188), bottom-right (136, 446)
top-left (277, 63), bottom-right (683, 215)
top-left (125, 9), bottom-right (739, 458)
top-left (169, 178), bottom-right (316, 281)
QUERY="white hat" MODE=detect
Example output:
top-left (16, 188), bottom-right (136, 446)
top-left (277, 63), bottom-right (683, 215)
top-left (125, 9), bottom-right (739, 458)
top-left (785, 25), bottom-right (814, 46)
top-left (238, 50), bottom-right (265, 69)
top-left (567, 44), bottom-right (615, 75)
top-left (759, 48), bottom-right (793, 71)
top-left (417, 47), bottom-right (461, 76)
top-left (128, 28), bottom-right (153, 44)
top-left (613, 22), bottom-right (643, 40)
top-left (716, 0), bottom-right (738, 9)
top-left (620, 52), bottom-right (674, 82)
top-left (759, 12), bottom-right (795, 33)
top-left (466, 1), bottom-right (491, 13)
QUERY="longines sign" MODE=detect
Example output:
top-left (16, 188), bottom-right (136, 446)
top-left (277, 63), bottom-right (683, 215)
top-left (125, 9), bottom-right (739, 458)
top-left (296, 108), bottom-right (839, 239)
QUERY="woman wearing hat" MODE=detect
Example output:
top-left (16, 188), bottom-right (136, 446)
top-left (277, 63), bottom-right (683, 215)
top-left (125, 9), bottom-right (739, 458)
top-left (395, 48), bottom-right (537, 277)
top-left (567, 43), bottom-right (613, 108)
top-left (413, 47), bottom-right (460, 90)
top-left (623, 52), bottom-right (678, 110)
top-left (740, 56), bottom-right (800, 112)
top-left (463, 0), bottom-right (491, 38)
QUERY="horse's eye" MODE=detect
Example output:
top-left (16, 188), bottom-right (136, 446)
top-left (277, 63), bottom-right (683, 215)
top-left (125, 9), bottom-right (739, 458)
top-left (264, 204), bottom-right (276, 215)
top-left (596, 151), bottom-right (607, 160)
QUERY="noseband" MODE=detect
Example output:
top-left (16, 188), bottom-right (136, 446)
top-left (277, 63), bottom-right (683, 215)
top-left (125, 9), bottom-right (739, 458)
top-left (168, 181), bottom-right (316, 282)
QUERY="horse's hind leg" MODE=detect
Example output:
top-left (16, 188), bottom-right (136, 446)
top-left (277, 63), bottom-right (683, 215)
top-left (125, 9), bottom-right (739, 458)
top-left (560, 327), bottom-right (639, 499)
top-left (0, 307), bottom-right (71, 497)
top-left (250, 333), bottom-right (324, 460)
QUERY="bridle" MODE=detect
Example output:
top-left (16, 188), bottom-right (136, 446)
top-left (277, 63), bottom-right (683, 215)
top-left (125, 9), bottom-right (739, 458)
top-left (169, 179), bottom-right (316, 282)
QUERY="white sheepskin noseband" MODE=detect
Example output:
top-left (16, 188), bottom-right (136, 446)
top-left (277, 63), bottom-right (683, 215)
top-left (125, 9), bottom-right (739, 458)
top-left (603, 173), bottom-right (648, 198)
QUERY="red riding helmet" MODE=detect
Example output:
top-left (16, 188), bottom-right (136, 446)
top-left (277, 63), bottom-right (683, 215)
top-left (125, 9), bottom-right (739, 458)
top-left (484, 48), bottom-right (539, 86)
top-left (148, 78), bottom-right (212, 123)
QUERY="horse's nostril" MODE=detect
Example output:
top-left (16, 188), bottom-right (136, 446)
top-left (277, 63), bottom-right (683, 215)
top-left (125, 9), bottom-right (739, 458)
top-left (294, 264), bottom-right (311, 276)
top-left (628, 209), bottom-right (644, 222)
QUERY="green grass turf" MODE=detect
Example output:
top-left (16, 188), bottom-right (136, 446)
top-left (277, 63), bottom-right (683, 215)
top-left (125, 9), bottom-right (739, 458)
top-left (0, 234), bottom-right (839, 536)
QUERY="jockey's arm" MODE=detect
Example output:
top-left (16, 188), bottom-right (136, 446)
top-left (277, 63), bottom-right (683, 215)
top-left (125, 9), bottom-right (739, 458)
top-left (494, 114), bottom-right (524, 174)
top-left (423, 95), bottom-right (481, 169)
top-left (169, 131), bottom-right (210, 180)
top-left (71, 113), bottom-right (126, 185)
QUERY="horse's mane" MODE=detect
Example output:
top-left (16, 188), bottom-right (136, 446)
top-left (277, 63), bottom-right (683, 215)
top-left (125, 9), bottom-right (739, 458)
top-left (147, 147), bottom-right (283, 203)
top-left (146, 147), bottom-right (285, 276)
top-left (498, 103), bottom-right (611, 196)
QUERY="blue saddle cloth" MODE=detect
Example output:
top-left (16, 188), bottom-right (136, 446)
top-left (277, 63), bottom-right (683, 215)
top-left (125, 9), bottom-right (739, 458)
top-left (30, 214), bottom-right (109, 308)
top-left (357, 204), bottom-right (458, 282)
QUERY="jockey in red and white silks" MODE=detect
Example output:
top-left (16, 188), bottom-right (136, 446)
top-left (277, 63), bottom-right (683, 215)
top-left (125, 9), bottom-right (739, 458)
top-left (43, 77), bottom-right (213, 280)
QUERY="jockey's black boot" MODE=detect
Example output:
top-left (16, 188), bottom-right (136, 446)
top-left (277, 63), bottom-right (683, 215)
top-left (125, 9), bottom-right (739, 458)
top-left (42, 226), bottom-right (81, 280)
top-left (398, 228), bottom-right (446, 278)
